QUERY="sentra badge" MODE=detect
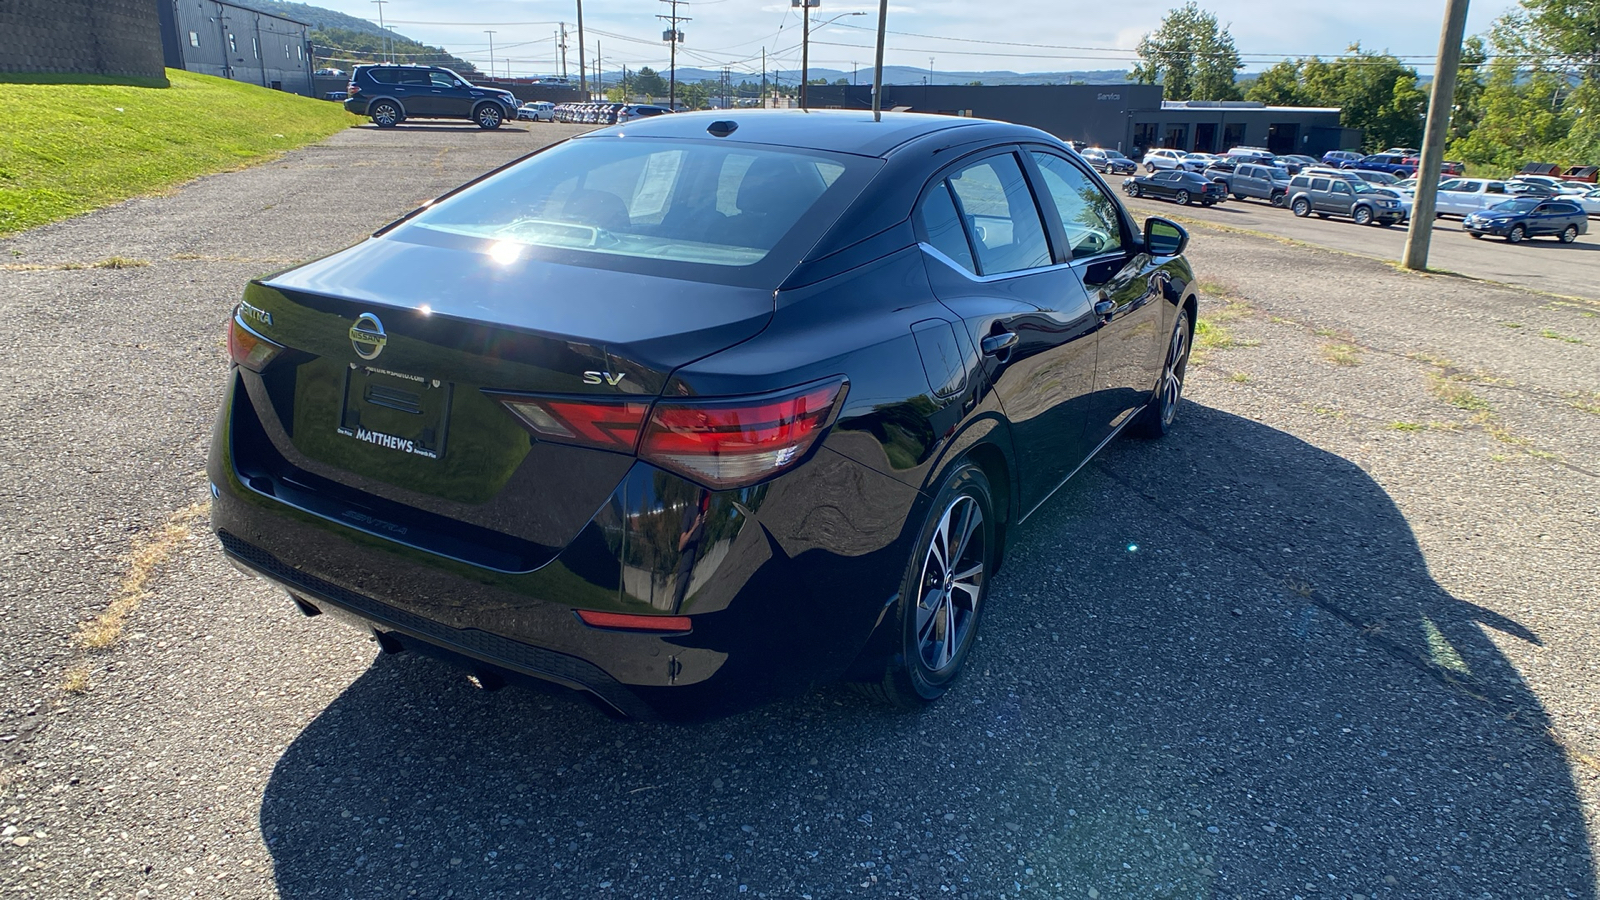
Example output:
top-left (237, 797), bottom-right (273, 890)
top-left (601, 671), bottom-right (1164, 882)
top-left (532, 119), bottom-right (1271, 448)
top-left (238, 300), bottom-right (272, 327)
top-left (350, 313), bottom-right (387, 360)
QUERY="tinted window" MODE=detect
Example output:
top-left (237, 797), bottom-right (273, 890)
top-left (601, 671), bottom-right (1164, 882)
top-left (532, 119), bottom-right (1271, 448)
top-left (1031, 152), bottom-right (1124, 260)
top-left (396, 69), bottom-right (430, 86)
top-left (367, 67), bottom-right (397, 83)
top-left (1290, 176), bottom-right (1310, 189)
top-left (919, 183), bottom-right (977, 274)
top-left (402, 138), bottom-right (869, 277)
top-left (1487, 182), bottom-right (1506, 194)
top-left (945, 154), bottom-right (1052, 276)
top-left (1331, 182), bottom-right (1351, 194)
top-left (429, 71), bottom-right (457, 88)
top-left (1310, 178), bottom-right (1330, 191)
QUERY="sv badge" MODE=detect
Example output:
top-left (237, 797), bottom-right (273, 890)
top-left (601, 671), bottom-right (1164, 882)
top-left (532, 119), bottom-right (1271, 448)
top-left (582, 371), bottom-right (627, 386)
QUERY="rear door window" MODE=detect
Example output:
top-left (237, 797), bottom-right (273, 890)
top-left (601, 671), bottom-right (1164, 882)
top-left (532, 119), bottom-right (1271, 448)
top-left (944, 153), bottom-right (1053, 276)
top-left (1311, 178), bottom-right (1330, 191)
top-left (918, 183), bottom-right (977, 274)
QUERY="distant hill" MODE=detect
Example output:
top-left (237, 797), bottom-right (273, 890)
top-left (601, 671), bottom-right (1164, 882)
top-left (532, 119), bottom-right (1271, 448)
top-left (620, 65), bottom-right (1132, 87)
top-left (242, 0), bottom-right (480, 74)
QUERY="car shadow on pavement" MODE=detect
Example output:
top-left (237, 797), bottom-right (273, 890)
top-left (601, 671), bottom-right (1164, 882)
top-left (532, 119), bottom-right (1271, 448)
top-left (352, 124), bottom-right (528, 134)
top-left (261, 404), bottom-right (1596, 898)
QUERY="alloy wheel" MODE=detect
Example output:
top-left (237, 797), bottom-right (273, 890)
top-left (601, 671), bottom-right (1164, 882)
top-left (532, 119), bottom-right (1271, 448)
top-left (1175, 190), bottom-right (1190, 206)
top-left (1158, 313), bottom-right (1190, 426)
top-left (1561, 225), bottom-right (1578, 243)
top-left (371, 102), bottom-right (399, 128)
top-left (914, 495), bottom-right (985, 674)
top-left (1508, 225), bottom-right (1525, 243)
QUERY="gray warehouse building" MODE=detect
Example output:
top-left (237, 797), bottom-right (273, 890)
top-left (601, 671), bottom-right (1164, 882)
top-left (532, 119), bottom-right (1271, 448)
top-left (802, 84), bottom-right (1357, 157)
top-left (158, 0), bottom-right (314, 96)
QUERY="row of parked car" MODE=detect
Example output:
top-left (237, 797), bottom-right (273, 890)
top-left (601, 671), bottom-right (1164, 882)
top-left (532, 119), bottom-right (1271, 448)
top-left (529, 102), bottom-right (675, 125)
top-left (1084, 144), bottom-right (1597, 245)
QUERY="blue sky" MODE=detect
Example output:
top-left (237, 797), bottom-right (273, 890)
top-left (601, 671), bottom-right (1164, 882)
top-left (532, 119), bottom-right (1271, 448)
top-left (328, 0), bottom-right (1517, 80)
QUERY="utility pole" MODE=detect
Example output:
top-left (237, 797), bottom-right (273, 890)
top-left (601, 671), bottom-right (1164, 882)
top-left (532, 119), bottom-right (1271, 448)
top-left (871, 0), bottom-right (887, 121)
top-left (594, 41), bottom-right (601, 98)
top-left (761, 47), bottom-right (767, 107)
top-left (370, 0), bottom-right (388, 62)
top-left (576, 0), bottom-right (587, 96)
top-left (657, 0), bottom-right (688, 109)
top-left (485, 31), bottom-right (497, 82)
top-left (559, 23), bottom-right (568, 80)
top-left (1402, 0), bottom-right (1471, 272)
top-left (852, 60), bottom-right (857, 85)
top-left (797, 0), bottom-right (818, 109)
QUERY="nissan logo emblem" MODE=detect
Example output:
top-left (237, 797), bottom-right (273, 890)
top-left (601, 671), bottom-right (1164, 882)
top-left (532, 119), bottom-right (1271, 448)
top-left (349, 312), bottom-right (387, 360)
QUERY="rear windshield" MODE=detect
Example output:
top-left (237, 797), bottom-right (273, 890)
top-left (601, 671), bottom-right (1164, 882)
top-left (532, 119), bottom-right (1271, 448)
top-left (395, 137), bottom-right (876, 286)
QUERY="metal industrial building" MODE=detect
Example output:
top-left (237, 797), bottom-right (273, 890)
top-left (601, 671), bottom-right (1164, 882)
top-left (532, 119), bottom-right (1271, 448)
top-left (158, 0), bottom-right (314, 96)
top-left (802, 84), bottom-right (1358, 157)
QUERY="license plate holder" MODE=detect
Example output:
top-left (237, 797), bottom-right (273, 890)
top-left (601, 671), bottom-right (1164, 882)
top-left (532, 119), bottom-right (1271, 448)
top-left (337, 364), bottom-right (452, 460)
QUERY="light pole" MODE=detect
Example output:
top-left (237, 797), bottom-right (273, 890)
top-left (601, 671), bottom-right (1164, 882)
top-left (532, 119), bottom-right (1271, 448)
top-left (485, 30), bottom-right (497, 82)
top-left (370, 0), bottom-right (389, 62)
top-left (799, 7), bottom-right (865, 109)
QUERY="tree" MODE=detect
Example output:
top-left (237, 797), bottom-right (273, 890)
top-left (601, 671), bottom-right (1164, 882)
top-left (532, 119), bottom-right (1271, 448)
top-left (1450, 36), bottom-right (1489, 145)
top-left (1495, 0), bottom-right (1600, 83)
top-left (632, 67), bottom-right (667, 99)
top-left (1245, 60), bottom-right (1310, 106)
top-left (1131, 2), bottom-right (1242, 101)
top-left (1449, 57), bottom-right (1571, 169)
top-left (1241, 46), bottom-right (1425, 151)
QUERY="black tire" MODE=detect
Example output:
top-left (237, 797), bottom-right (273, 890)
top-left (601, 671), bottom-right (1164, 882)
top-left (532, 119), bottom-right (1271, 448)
top-left (1507, 224), bottom-right (1525, 244)
top-left (1469, 232), bottom-right (1484, 239)
top-left (1316, 213), bottom-right (1331, 219)
top-left (370, 100), bottom-right (401, 128)
top-left (1271, 192), bottom-right (1286, 208)
top-left (1130, 184), bottom-right (1142, 198)
top-left (1130, 307), bottom-right (1192, 439)
top-left (1233, 192), bottom-right (1246, 201)
top-left (1292, 198), bottom-right (1311, 217)
top-left (1352, 206), bottom-right (1374, 226)
top-left (1560, 225), bottom-right (1578, 244)
top-left (1175, 189), bottom-right (1191, 206)
top-left (475, 103), bottom-right (504, 130)
top-left (863, 462), bottom-right (995, 708)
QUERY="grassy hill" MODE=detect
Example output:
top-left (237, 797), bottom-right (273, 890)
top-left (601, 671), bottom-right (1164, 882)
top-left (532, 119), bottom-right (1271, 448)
top-left (0, 69), bottom-right (357, 237)
top-left (240, 0), bottom-right (479, 74)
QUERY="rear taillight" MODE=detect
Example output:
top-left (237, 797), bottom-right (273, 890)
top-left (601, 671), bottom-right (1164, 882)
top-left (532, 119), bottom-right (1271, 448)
top-left (348, 81), bottom-right (360, 96)
top-left (227, 315), bottom-right (284, 372)
top-left (494, 378), bottom-right (847, 489)
top-left (639, 378), bottom-right (846, 489)
top-left (495, 396), bottom-right (650, 453)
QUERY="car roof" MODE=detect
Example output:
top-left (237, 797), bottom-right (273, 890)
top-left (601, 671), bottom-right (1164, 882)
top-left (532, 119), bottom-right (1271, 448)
top-left (577, 109), bottom-right (1040, 158)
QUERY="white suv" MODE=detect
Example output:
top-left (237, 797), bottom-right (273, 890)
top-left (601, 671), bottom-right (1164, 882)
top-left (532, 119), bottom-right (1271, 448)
top-left (1143, 149), bottom-right (1186, 172)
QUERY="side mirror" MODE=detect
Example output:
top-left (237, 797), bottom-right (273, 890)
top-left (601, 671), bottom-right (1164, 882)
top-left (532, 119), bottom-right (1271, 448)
top-left (1144, 217), bottom-right (1188, 257)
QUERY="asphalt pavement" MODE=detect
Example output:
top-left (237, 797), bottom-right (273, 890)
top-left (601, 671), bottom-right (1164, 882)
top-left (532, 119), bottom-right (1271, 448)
top-left (1121, 186), bottom-right (1600, 302)
top-left (1, 123), bottom-right (1596, 898)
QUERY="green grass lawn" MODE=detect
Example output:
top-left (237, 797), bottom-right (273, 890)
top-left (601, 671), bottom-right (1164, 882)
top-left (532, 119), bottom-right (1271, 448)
top-left (0, 69), bottom-right (358, 237)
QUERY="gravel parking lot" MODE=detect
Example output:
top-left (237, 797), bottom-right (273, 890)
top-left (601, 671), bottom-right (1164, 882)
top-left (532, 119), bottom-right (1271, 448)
top-left (1122, 187), bottom-right (1600, 302)
top-left (1, 122), bottom-right (1596, 898)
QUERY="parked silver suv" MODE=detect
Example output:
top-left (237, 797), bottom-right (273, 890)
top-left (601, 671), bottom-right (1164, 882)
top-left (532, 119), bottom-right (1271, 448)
top-left (1286, 173), bottom-right (1406, 226)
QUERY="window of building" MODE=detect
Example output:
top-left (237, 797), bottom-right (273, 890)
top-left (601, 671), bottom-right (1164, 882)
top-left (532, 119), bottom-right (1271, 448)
top-left (189, 31), bottom-right (200, 48)
top-left (227, 33), bottom-right (236, 53)
top-left (252, 37), bottom-right (259, 59)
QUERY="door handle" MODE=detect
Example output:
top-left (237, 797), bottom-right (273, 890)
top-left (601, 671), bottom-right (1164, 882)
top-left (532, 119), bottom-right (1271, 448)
top-left (1093, 299), bottom-right (1116, 318)
top-left (980, 331), bottom-right (1018, 356)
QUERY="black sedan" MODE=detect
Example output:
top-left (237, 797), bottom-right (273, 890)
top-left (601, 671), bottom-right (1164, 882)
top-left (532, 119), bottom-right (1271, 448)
top-left (210, 111), bottom-right (1199, 720)
top-left (1122, 170), bottom-right (1227, 206)
top-left (1464, 198), bottom-right (1589, 243)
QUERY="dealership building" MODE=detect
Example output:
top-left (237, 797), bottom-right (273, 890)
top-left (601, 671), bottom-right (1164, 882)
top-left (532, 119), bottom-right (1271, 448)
top-left (158, 0), bottom-right (315, 96)
top-left (802, 84), bottom-right (1359, 157)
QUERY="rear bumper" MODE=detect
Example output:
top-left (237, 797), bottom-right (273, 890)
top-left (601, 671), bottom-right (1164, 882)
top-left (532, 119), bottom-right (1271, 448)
top-left (207, 371), bottom-right (923, 719)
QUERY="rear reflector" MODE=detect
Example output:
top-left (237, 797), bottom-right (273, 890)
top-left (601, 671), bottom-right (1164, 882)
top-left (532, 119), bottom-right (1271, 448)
top-left (639, 378), bottom-right (846, 490)
top-left (575, 610), bottom-right (693, 633)
top-left (496, 396), bottom-right (650, 453)
top-left (227, 315), bottom-right (285, 372)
